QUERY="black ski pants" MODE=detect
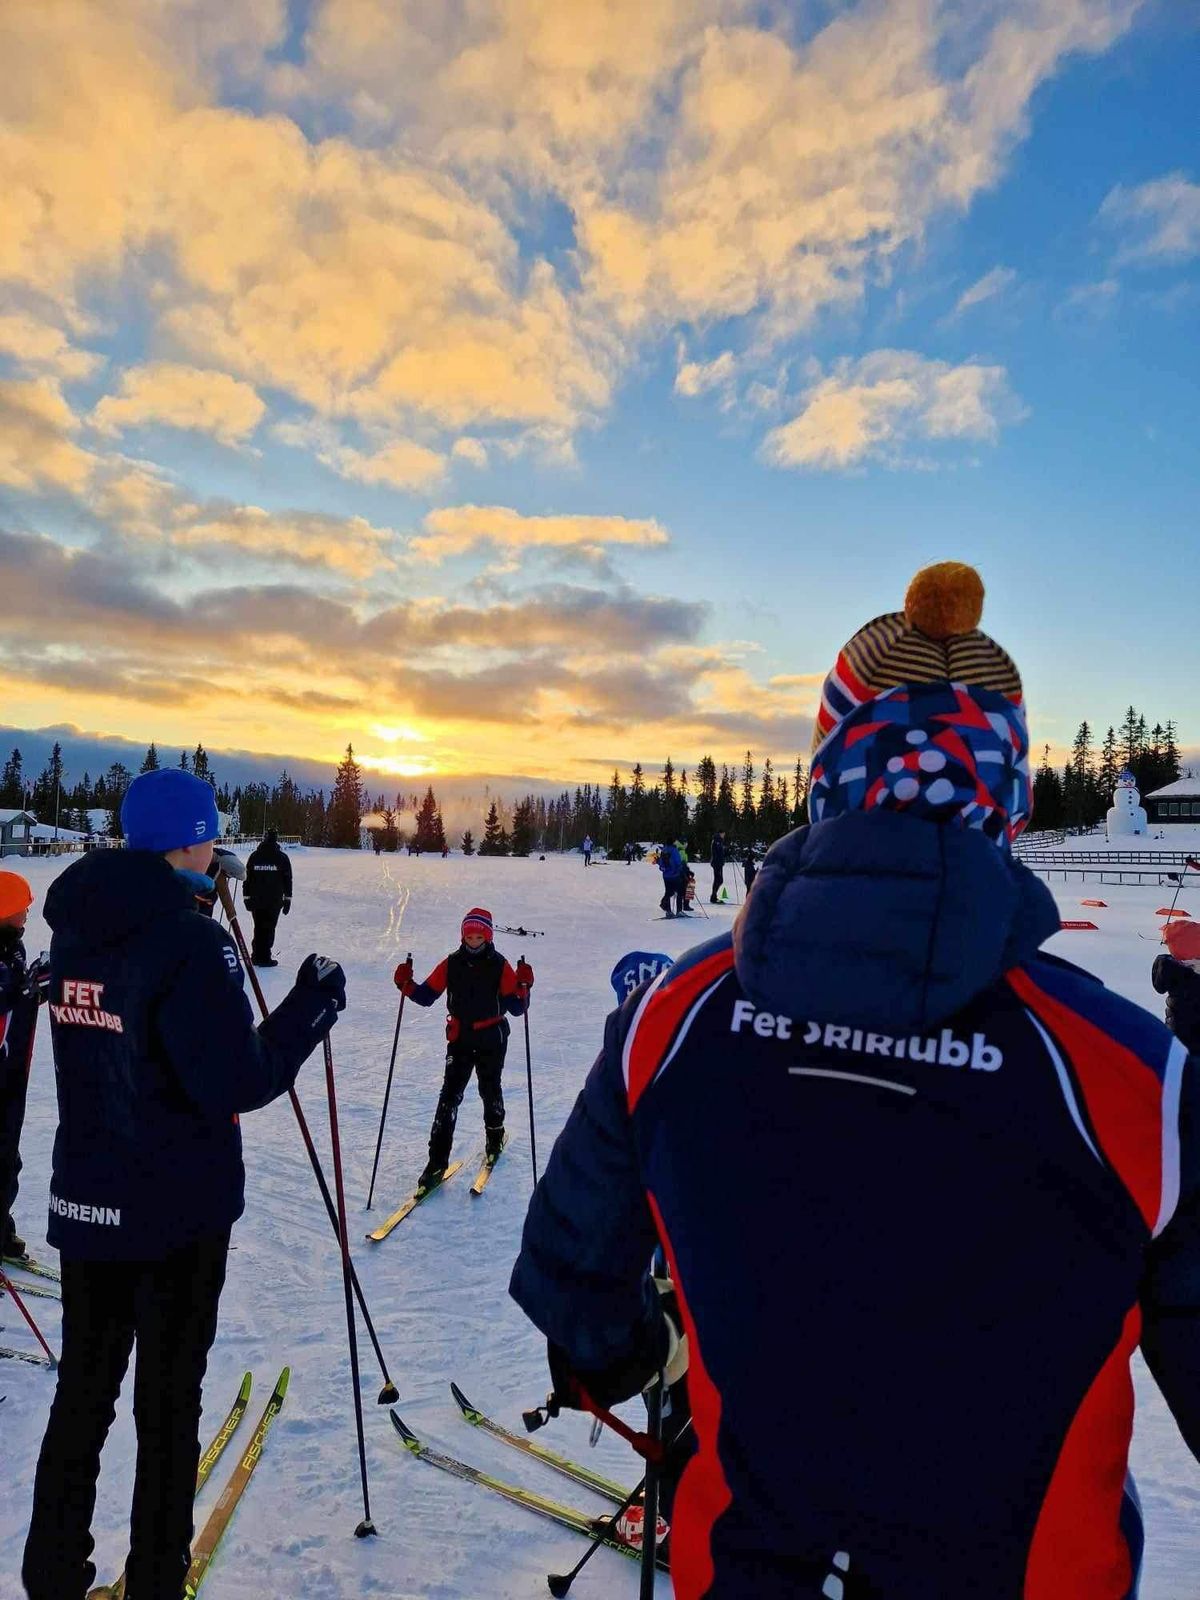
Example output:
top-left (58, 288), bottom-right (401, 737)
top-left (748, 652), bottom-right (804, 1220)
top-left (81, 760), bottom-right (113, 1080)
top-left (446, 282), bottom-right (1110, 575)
top-left (710, 862), bottom-right (724, 902)
top-left (23, 1232), bottom-right (229, 1600)
top-left (248, 901), bottom-right (281, 963)
top-left (428, 1034), bottom-right (506, 1167)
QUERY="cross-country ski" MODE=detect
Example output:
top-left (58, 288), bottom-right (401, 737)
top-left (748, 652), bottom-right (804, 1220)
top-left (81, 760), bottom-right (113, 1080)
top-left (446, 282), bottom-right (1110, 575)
top-left (366, 1160), bottom-right (464, 1242)
top-left (449, 1382), bottom-right (628, 1502)
top-left (183, 1368), bottom-right (290, 1598)
top-left (470, 1134), bottom-right (508, 1196)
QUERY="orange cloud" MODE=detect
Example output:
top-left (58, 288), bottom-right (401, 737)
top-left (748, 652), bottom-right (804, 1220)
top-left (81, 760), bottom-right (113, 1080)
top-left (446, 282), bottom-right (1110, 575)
top-left (93, 363), bottom-right (266, 445)
top-left (0, 377), bottom-right (96, 492)
top-left (410, 505), bottom-right (671, 562)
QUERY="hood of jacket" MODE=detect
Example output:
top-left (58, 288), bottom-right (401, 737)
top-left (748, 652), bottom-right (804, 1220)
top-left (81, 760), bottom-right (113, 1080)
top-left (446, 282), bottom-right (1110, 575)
top-left (733, 810), bottom-right (1059, 1032)
top-left (45, 848), bottom-right (193, 951)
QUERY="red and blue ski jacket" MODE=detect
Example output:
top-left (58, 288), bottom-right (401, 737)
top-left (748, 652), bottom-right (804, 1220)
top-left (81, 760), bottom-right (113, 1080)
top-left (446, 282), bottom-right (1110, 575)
top-left (511, 809), bottom-right (1200, 1599)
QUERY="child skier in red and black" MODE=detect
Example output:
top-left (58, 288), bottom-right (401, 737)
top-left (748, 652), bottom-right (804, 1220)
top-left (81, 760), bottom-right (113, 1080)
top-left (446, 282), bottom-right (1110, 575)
top-left (394, 908), bottom-right (532, 1192)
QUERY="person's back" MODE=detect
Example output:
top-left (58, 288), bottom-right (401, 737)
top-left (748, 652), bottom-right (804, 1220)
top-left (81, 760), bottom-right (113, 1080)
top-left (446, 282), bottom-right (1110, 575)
top-left (510, 563), bottom-right (1200, 1599)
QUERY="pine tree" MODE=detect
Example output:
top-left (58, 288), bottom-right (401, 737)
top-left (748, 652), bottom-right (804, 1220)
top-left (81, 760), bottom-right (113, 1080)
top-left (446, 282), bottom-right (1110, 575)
top-left (0, 749), bottom-right (23, 808)
top-left (178, 750), bottom-right (190, 772)
top-left (1098, 727), bottom-right (1119, 802)
top-left (327, 745), bottom-right (365, 848)
top-left (413, 787), bottom-right (446, 852)
top-left (1031, 746), bottom-right (1064, 830)
top-left (140, 743), bottom-right (160, 773)
top-left (740, 751), bottom-right (756, 840)
top-left (105, 762), bottom-right (133, 838)
top-left (192, 744), bottom-right (214, 787)
top-left (479, 800), bottom-right (508, 856)
top-left (510, 798), bottom-right (535, 856)
top-left (461, 829), bottom-right (475, 856)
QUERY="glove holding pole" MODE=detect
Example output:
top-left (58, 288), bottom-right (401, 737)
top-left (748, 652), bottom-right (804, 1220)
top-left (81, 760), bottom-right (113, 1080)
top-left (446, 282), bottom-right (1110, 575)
top-left (366, 954), bottom-right (411, 1209)
top-left (211, 869), bottom-right (399, 1405)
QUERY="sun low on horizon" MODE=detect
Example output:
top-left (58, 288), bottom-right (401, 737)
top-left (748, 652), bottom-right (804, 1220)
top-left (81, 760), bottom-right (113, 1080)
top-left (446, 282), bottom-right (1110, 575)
top-left (1, 0), bottom-right (1198, 790)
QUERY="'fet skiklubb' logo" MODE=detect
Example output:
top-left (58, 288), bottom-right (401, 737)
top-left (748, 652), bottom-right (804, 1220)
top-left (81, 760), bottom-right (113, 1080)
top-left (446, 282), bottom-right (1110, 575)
top-left (729, 999), bottom-right (1003, 1071)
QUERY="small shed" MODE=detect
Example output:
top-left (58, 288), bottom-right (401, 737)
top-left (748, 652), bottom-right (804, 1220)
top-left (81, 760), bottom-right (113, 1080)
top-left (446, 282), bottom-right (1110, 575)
top-left (1145, 778), bottom-right (1200, 824)
top-left (0, 809), bottom-right (37, 858)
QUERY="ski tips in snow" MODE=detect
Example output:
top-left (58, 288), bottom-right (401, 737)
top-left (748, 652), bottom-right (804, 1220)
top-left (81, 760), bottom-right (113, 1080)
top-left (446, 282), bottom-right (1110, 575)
top-left (391, 1409), bottom-right (420, 1449)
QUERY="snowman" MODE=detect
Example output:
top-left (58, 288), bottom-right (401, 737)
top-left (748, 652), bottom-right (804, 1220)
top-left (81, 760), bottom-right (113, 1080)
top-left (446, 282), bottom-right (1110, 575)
top-left (1107, 769), bottom-right (1148, 837)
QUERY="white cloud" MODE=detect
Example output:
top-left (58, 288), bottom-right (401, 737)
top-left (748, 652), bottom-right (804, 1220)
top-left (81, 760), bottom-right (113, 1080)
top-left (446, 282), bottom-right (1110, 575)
top-left (953, 266), bottom-right (1016, 315)
top-left (762, 350), bottom-right (1024, 471)
top-left (674, 349), bottom-right (736, 398)
top-left (452, 437), bottom-right (489, 468)
top-left (0, 377), bottom-right (97, 492)
top-left (0, 314), bottom-right (102, 381)
top-left (1101, 173), bottom-right (1200, 265)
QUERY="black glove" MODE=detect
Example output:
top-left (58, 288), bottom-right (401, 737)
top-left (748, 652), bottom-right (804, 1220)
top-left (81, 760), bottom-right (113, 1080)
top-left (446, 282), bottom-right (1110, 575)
top-left (282, 898), bottom-right (291, 916)
top-left (545, 1317), bottom-right (674, 1412)
top-left (25, 954), bottom-right (51, 1002)
top-left (296, 953), bottom-right (346, 1013)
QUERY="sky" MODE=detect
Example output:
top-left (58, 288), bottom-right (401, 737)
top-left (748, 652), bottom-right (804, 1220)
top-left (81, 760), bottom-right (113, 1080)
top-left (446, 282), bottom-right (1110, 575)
top-left (1, 0), bottom-right (1198, 795)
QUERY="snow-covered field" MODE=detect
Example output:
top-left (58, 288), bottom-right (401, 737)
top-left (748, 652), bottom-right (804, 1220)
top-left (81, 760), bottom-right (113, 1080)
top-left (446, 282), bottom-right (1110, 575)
top-left (3, 846), bottom-right (1200, 1599)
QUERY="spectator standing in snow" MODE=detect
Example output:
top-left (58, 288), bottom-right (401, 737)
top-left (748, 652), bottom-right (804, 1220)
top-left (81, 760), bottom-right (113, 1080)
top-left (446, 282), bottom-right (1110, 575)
top-left (394, 908), bottom-right (532, 1192)
top-left (511, 561), bottom-right (1200, 1599)
top-left (709, 830), bottom-right (727, 903)
top-left (656, 841), bottom-right (684, 919)
top-left (742, 846), bottom-right (758, 894)
top-left (244, 828), bottom-right (292, 967)
top-left (1153, 919), bottom-right (1200, 1049)
top-left (0, 871), bottom-right (48, 1262)
top-left (581, 834), bottom-right (594, 867)
top-left (22, 768), bottom-right (345, 1600)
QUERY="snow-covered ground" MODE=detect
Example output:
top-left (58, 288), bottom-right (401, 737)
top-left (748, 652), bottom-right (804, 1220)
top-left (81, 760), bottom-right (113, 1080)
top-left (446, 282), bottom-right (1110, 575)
top-left (2, 847), bottom-right (1199, 1598)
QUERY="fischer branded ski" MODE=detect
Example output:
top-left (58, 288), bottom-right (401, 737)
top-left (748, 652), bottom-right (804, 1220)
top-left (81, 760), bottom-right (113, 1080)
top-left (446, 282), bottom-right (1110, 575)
top-left (183, 1367), bottom-right (289, 1598)
top-left (87, 1374), bottom-right (253, 1600)
top-left (450, 1382), bottom-right (627, 1503)
top-left (470, 1136), bottom-right (508, 1196)
top-left (390, 1413), bottom-right (667, 1571)
top-left (366, 1161), bottom-right (463, 1242)
top-left (1, 1275), bottom-right (58, 1301)
top-left (2, 1254), bottom-right (61, 1285)
top-left (0, 1344), bottom-right (53, 1369)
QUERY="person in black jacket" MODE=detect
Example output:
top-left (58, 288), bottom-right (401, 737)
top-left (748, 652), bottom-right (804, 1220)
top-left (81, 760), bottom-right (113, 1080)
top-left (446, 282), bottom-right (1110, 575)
top-left (244, 828), bottom-right (293, 966)
top-left (393, 907), bottom-right (532, 1192)
top-left (0, 870), bottom-right (48, 1261)
top-left (22, 769), bottom-right (345, 1600)
top-left (709, 830), bottom-right (726, 903)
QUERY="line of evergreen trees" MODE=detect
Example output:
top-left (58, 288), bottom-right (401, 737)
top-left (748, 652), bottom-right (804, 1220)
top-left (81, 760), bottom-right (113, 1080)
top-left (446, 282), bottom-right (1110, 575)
top-left (449, 752), bottom-right (811, 860)
top-left (1030, 708), bottom-right (1185, 833)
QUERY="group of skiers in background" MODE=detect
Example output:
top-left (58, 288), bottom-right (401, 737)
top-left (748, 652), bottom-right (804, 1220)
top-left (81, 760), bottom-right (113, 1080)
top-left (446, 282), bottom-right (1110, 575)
top-left (8, 560), bottom-right (1200, 1597)
top-left (654, 829), bottom-right (757, 918)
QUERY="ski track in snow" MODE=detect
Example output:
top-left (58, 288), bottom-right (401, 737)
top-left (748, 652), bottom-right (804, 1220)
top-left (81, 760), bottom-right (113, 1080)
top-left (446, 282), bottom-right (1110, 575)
top-left (2, 846), bottom-right (1199, 1598)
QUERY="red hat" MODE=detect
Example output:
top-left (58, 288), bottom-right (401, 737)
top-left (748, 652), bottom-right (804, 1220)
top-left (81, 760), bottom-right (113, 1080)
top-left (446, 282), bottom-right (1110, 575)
top-left (461, 907), bottom-right (494, 942)
top-left (0, 870), bottom-right (33, 921)
top-left (1163, 919), bottom-right (1200, 962)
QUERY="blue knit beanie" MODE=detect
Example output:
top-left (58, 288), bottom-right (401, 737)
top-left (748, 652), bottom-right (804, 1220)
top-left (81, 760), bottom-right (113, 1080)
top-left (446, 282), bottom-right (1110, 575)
top-left (121, 769), bottom-right (220, 852)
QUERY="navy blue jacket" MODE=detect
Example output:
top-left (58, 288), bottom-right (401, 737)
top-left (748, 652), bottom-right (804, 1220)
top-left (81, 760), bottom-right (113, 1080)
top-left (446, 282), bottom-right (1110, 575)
top-left (43, 850), bottom-right (338, 1260)
top-left (512, 810), bottom-right (1200, 1600)
top-left (0, 928), bottom-right (38, 1075)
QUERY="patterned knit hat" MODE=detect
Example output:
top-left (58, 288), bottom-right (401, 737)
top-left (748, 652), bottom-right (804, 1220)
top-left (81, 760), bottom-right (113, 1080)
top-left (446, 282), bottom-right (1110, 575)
top-left (461, 907), bottom-right (494, 942)
top-left (809, 563), bottom-right (1032, 849)
top-left (813, 562), bottom-right (1022, 750)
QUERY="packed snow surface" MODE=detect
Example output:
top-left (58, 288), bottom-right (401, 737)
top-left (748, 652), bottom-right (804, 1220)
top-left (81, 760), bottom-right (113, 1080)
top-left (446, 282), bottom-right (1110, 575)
top-left (3, 847), bottom-right (1200, 1598)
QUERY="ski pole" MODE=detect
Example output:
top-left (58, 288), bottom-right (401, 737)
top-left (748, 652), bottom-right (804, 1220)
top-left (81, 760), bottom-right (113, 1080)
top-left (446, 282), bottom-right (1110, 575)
top-left (1161, 858), bottom-right (1200, 940)
top-left (0, 1268), bottom-right (58, 1367)
top-left (213, 872), bottom-right (399, 1404)
top-left (521, 950), bottom-right (538, 1189)
top-left (547, 1472), bottom-right (648, 1596)
top-left (366, 963), bottom-right (408, 1208)
top-left (323, 1035), bottom-right (378, 1539)
top-left (639, 1377), bottom-right (665, 1599)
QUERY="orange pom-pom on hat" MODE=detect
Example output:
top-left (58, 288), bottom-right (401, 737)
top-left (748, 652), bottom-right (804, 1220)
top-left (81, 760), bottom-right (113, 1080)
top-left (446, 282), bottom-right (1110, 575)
top-left (0, 870), bottom-right (34, 921)
top-left (1164, 919), bottom-right (1200, 963)
top-left (812, 561), bottom-right (1022, 753)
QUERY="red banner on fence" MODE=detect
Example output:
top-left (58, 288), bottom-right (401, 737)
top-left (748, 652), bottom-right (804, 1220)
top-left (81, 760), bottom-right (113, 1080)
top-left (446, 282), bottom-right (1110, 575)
top-left (1081, 900), bottom-right (1108, 908)
top-left (1060, 920), bottom-right (1099, 931)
